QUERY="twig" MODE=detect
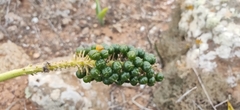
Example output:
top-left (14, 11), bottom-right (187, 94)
top-left (176, 86), bottom-right (197, 103)
top-left (23, 99), bottom-right (27, 110)
top-left (120, 89), bottom-right (126, 108)
top-left (0, 24), bottom-right (9, 37)
top-left (6, 100), bottom-right (20, 110)
top-left (192, 68), bottom-right (217, 110)
top-left (193, 101), bottom-right (203, 110)
top-left (214, 99), bottom-right (228, 108)
top-left (46, 19), bottom-right (64, 44)
top-left (0, 57), bottom-right (95, 82)
top-left (132, 93), bottom-right (151, 110)
top-left (4, 0), bottom-right (11, 27)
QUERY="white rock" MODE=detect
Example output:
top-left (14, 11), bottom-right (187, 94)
top-left (234, 50), bottom-right (240, 58)
top-left (61, 88), bottom-right (82, 104)
top-left (26, 26), bottom-right (30, 30)
top-left (215, 45), bottom-right (231, 59)
top-left (140, 26), bottom-right (145, 32)
top-left (50, 89), bottom-right (61, 101)
top-left (186, 47), bottom-right (200, 69)
top-left (31, 17), bottom-right (39, 23)
top-left (81, 27), bottom-right (90, 35)
top-left (91, 3), bottom-right (96, 9)
top-left (140, 85), bottom-right (145, 89)
top-left (226, 76), bottom-right (237, 87)
top-left (199, 59), bottom-right (217, 72)
top-left (113, 23), bottom-right (122, 33)
top-left (62, 18), bottom-right (71, 25)
top-left (199, 43), bottom-right (209, 52)
top-left (206, 16), bottom-right (220, 29)
top-left (149, 26), bottom-right (157, 34)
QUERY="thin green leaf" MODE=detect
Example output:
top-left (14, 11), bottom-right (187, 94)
top-left (97, 7), bottom-right (108, 25)
top-left (95, 0), bottom-right (101, 15)
top-left (97, 7), bottom-right (108, 20)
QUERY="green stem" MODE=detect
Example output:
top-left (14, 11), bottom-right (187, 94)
top-left (0, 57), bottom-right (95, 82)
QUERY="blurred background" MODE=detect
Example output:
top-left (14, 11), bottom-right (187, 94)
top-left (0, 0), bottom-right (240, 110)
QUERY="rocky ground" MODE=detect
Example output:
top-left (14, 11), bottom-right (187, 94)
top-left (1, 0), bottom-right (240, 110)
top-left (0, 0), bottom-right (173, 109)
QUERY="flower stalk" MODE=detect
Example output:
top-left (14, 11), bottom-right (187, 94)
top-left (0, 54), bottom-right (95, 82)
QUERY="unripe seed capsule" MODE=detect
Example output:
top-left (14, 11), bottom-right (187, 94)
top-left (139, 76), bottom-right (148, 84)
top-left (148, 77), bottom-right (156, 86)
top-left (102, 66), bottom-right (113, 78)
top-left (83, 76), bottom-right (93, 83)
top-left (95, 59), bottom-right (106, 70)
top-left (88, 50), bottom-right (101, 60)
top-left (76, 70), bottom-right (86, 79)
top-left (155, 72), bottom-right (164, 82)
top-left (90, 68), bottom-right (101, 78)
top-left (144, 53), bottom-right (156, 64)
top-left (112, 61), bottom-right (122, 72)
top-left (100, 50), bottom-right (109, 59)
top-left (120, 45), bottom-right (129, 54)
top-left (142, 61), bottom-right (152, 72)
top-left (123, 61), bottom-right (134, 72)
top-left (133, 57), bottom-right (143, 67)
top-left (127, 51), bottom-right (137, 61)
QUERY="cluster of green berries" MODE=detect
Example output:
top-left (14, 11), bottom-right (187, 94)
top-left (75, 44), bottom-right (164, 86)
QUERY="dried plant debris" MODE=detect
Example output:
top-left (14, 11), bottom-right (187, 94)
top-left (153, 63), bottom-right (231, 110)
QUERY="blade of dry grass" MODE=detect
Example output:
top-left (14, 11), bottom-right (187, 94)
top-left (176, 86), bottom-right (197, 103)
top-left (132, 93), bottom-right (152, 110)
top-left (192, 67), bottom-right (217, 110)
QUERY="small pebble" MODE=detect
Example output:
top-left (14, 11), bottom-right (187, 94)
top-left (140, 26), bottom-right (145, 32)
top-left (31, 17), bottom-right (39, 23)
top-left (0, 32), bottom-right (4, 40)
top-left (33, 52), bottom-right (41, 59)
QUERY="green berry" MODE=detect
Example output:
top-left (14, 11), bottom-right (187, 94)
top-left (83, 76), bottom-right (93, 83)
top-left (103, 78), bottom-right (112, 85)
top-left (127, 51), bottom-right (137, 61)
top-left (90, 68), bottom-right (101, 78)
top-left (142, 61), bottom-right (152, 72)
top-left (91, 44), bottom-right (96, 50)
top-left (88, 50), bottom-right (101, 60)
top-left (75, 70), bottom-right (86, 79)
top-left (95, 59), bottom-right (106, 69)
top-left (108, 73), bottom-right (119, 82)
top-left (128, 45), bottom-right (135, 50)
top-left (84, 47), bottom-right (91, 55)
top-left (133, 57), bottom-right (143, 67)
top-left (112, 44), bottom-right (120, 53)
top-left (129, 47), bottom-right (138, 56)
top-left (94, 76), bottom-right (102, 82)
top-left (100, 50), bottom-right (109, 59)
top-left (143, 53), bottom-right (156, 64)
top-left (131, 68), bottom-right (140, 77)
top-left (130, 76), bottom-right (138, 86)
top-left (137, 48), bottom-right (145, 58)
top-left (146, 68), bottom-right (154, 78)
top-left (108, 46), bottom-right (114, 54)
top-left (76, 46), bottom-right (85, 55)
top-left (148, 77), bottom-right (156, 86)
top-left (102, 66), bottom-right (113, 78)
top-left (139, 76), bottom-right (148, 84)
top-left (120, 45), bottom-right (129, 54)
top-left (120, 72), bottom-right (130, 82)
top-left (115, 80), bottom-right (124, 85)
top-left (155, 73), bottom-right (164, 82)
top-left (112, 61), bottom-right (122, 72)
top-left (123, 61), bottom-right (134, 72)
